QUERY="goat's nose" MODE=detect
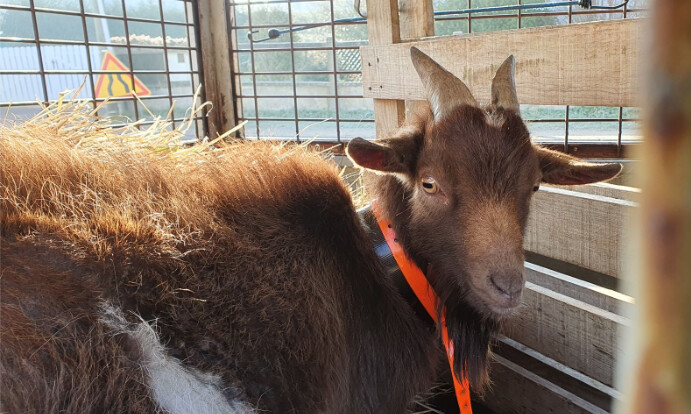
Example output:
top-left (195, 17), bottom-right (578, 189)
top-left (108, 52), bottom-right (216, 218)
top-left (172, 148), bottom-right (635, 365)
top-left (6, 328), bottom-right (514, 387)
top-left (489, 272), bottom-right (523, 298)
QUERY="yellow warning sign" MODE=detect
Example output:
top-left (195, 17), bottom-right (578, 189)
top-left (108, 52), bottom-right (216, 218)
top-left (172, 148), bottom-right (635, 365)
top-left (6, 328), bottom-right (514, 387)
top-left (95, 52), bottom-right (151, 99)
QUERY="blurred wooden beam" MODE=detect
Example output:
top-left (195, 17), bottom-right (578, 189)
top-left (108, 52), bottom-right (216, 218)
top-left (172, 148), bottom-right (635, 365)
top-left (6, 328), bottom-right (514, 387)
top-left (366, 0), bottom-right (405, 138)
top-left (399, 0), bottom-right (434, 117)
top-left (361, 19), bottom-right (643, 107)
top-left (197, 0), bottom-right (236, 139)
top-left (617, 2), bottom-right (691, 414)
top-left (399, 0), bottom-right (434, 42)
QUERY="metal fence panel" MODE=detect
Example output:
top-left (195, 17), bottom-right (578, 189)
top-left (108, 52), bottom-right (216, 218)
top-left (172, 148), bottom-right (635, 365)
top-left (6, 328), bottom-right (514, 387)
top-left (0, 0), bottom-right (205, 140)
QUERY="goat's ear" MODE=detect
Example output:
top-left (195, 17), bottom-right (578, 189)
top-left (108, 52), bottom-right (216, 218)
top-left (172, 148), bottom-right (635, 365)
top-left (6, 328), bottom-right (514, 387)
top-left (346, 138), bottom-right (409, 174)
top-left (536, 146), bottom-right (623, 185)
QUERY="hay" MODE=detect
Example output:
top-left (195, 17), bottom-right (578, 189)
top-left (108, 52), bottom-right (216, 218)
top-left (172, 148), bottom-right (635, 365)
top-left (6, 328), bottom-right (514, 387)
top-left (1, 87), bottom-right (241, 154)
top-left (1, 93), bottom-right (355, 265)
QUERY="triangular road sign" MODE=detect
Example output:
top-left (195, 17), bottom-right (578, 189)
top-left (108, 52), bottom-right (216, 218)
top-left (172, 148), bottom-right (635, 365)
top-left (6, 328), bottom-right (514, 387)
top-left (95, 52), bottom-right (152, 99)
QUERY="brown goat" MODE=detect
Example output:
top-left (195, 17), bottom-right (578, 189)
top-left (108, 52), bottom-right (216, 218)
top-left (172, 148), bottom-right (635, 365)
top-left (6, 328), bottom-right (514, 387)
top-left (0, 49), bottom-right (621, 413)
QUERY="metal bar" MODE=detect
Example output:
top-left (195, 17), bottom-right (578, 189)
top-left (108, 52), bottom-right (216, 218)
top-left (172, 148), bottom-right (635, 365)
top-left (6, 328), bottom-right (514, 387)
top-left (6, 6), bottom-right (196, 26)
top-left (78, 0), bottom-right (97, 112)
top-left (0, 92), bottom-right (205, 108)
top-left (224, 7), bottom-right (646, 29)
top-left (228, 0), bottom-right (331, 5)
top-left (27, 0), bottom-right (49, 103)
top-left (0, 38), bottom-right (194, 50)
top-left (565, 105), bottom-right (571, 152)
top-left (235, 70), bottom-right (363, 76)
top-left (230, 22), bottom-right (366, 30)
top-left (158, 0), bottom-right (175, 128)
top-left (190, 0), bottom-right (209, 138)
top-left (246, 0), bottom-right (260, 137)
top-left (618, 0), bottom-right (628, 157)
top-left (433, 9), bottom-right (632, 21)
top-left (565, 3), bottom-right (573, 152)
top-left (234, 45), bottom-right (365, 53)
top-left (186, 0), bottom-right (199, 139)
top-left (226, 0), bottom-right (242, 135)
top-left (119, 0), bottom-right (139, 125)
top-left (435, 1), bottom-right (578, 17)
top-left (468, 0), bottom-right (472, 33)
top-left (0, 70), bottom-right (200, 75)
top-left (328, 0), bottom-right (341, 142)
top-left (286, 0), bottom-right (300, 142)
top-left (617, 107), bottom-right (624, 157)
top-left (239, 117), bottom-right (373, 123)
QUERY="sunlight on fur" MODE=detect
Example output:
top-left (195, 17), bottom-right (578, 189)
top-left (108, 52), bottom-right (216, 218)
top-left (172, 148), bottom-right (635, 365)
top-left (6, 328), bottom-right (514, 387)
top-left (0, 97), bottom-right (351, 271)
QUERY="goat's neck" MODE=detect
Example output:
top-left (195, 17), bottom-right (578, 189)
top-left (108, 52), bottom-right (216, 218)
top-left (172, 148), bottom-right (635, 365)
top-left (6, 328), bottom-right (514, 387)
top-left (367, 175), bottom-right (427, 271)
top-left (366, 173), bottom-right (498, 390)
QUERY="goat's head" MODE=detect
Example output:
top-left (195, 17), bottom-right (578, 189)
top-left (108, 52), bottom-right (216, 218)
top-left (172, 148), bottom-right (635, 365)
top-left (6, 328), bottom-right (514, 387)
top-left (347, 48), bottom-right (621, 386)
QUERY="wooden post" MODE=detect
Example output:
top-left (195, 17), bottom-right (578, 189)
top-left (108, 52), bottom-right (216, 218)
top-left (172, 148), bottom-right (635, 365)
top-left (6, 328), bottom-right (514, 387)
top-left (360, 19), bottom-right (643, 107)
top-left (365, 0), bottom-right (405, 138)
top-left (399, 0), bottom-right (434, 116)
top-left (197, 0), bottom-right (236, 139)
top-left (617, 2), bottom-right (691, 413)
top-left (399, 0), bottom-right (434, 41)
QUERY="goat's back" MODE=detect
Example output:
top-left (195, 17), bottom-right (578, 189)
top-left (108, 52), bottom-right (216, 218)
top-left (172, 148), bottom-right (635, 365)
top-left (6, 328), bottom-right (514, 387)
top-left (0, 135), bottom-right (436, 413)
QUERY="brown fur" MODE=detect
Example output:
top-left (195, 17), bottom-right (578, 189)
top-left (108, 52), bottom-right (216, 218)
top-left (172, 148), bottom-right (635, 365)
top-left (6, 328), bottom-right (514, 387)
top-left (1, 131), bottom-right (437, 413)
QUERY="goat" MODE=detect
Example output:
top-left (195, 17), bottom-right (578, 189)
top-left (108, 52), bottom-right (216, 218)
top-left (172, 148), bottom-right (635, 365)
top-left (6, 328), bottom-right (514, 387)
top-left (0, 48), bottom-right (621, 413)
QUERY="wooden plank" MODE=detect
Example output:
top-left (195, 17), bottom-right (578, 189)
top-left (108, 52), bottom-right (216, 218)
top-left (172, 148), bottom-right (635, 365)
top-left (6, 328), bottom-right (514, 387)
top-left (617, 2), bottom-right (691, 413)
top-left (484, 354), bottom-right (608, 414)
top-left (525, 186), bottom-right (637, 278)
top-left (503, 282), bottom-right (630, 388)
top-left (399, 0), bottom-right (434, 117)
top-left (360, 19), bottom-right (643, 107)
top-left (198, 0), bottom-right (236, 138)
top-left (399, 0), bottom-right (434, 42)
top-left (499, 336), bottom-right (622, 402)
top-left (524, 262), bottom-right (634, 316)
top-left (365, 0), bottom-right (405, 138)
top-left (372, 100), bottom-right (405, 138)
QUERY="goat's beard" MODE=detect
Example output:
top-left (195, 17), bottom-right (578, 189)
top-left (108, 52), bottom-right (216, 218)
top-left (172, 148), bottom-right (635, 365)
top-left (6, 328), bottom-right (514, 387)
top-left (428, 265), bottom-right (500, 392)
top-left (442, 291), bottom-right (499, 391)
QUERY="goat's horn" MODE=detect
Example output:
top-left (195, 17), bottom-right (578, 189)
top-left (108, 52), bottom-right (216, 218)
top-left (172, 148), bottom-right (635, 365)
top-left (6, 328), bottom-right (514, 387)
top-left (491, 55), bottom-right (520, 114)
top-left (410, 47), bottom-right (477, 121)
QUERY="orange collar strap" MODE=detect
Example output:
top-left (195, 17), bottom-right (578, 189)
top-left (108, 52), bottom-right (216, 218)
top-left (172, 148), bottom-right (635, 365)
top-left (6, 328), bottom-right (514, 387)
top-left (371, 202), bottom-right (473, 414)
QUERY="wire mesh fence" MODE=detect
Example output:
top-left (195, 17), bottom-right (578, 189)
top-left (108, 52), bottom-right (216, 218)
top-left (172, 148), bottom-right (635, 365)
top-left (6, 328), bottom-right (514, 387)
top-left (229, 0), bottom-right (372, 143)
top-left (0, 0), bottom-right (648, 153)
top-left (0, 0), bottom-right (206, 140)
top-left (228, 0), bottom-right (646, 156)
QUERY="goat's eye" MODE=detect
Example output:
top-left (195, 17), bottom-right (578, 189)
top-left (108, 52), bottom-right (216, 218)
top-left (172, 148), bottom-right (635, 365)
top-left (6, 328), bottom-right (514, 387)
top-left (421, 177), bottom-right (438, 194)
top-left (533, 184), bottom-right (540, 192)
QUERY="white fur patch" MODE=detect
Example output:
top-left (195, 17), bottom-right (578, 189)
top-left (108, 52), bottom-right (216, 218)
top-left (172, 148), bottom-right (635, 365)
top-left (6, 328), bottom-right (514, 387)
top-left (99, 303), bottom-right (254, 414)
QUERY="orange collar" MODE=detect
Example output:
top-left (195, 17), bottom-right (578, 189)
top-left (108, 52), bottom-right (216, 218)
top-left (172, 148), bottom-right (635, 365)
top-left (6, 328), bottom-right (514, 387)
top-left (370, 201), bottom-right (473, 414)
